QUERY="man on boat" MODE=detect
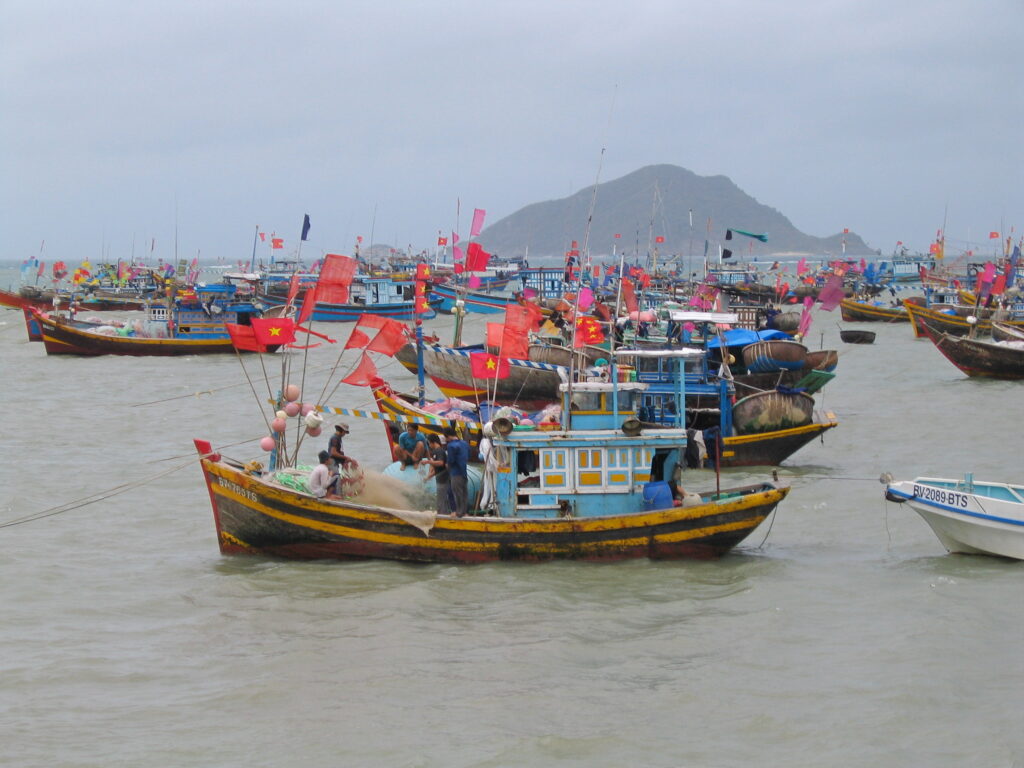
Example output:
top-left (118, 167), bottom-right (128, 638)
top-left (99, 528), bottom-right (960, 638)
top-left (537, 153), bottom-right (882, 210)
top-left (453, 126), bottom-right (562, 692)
top-left (443, 426), bottom-right (469, 517)
top-left (421, 434), bottom-right (450, 515)
top-left (328, 423), bottom-right (353, 469)
top-left (309, 451), bottom-right (338, 499)
top-left (394, 423), bottom-right (429, 467)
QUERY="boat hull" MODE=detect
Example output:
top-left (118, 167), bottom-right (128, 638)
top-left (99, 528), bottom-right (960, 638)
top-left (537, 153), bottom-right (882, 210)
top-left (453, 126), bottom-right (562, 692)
top-left (257, 291), bottom-right (437, 322)
top-left (196, 443), bottom-right (791, 563)
top-left (886, 478), bottom-right (1024, 559)
top-left (741, 340), bottom-right (808, 373)
top-left (35, 312), bottom-right (279, 356)
top-left (920, 324), bottom-right (1024, 379)
top-left (430, 283), bottom-right (511, 314)
top-left (839, 298), bottom-right (909, 323)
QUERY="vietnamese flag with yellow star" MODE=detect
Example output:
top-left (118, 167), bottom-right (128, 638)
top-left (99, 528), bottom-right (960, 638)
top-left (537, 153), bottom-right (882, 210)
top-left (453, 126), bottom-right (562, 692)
top-left (470, 352), bottom-right (510, 379)
top-left (250, 317), bottom-right (297, 346)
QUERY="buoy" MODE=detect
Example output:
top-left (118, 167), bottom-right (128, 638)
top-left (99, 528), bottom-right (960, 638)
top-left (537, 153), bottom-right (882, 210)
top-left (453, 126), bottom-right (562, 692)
top-left (260, 436), bottom-right (275, 451)
top-left (284, 384), bottom-right (300, 402)
top-left (284, 402), bottom-right (300, 417)
top-left (306, 426), bottom-right (322, 437)
top-left (301, 403), bottom-right (315, 416)
top-left (272, 417), bottom-right (287, 433)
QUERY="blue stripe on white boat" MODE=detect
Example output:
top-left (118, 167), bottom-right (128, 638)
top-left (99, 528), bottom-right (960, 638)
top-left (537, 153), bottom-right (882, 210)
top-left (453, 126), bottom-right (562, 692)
top-left (886, 487), bottom-right (1024, 527)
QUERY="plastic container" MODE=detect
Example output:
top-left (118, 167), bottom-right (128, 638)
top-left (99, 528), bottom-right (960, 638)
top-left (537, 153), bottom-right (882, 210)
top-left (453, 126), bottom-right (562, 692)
top-left (642, 481), bottom-right (673, 511)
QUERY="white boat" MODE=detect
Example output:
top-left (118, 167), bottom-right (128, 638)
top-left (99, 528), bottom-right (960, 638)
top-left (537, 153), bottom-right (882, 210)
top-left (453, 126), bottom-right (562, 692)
top-left (884, 474), bottom-right (1024, 559)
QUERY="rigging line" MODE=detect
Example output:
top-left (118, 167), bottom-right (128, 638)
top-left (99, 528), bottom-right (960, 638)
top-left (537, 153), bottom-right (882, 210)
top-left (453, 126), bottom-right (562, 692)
top-left (0, 452), bottom-right (220, 530)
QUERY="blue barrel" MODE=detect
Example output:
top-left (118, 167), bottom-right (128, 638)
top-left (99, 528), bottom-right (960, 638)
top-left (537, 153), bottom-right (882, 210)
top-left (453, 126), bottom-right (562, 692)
top-left (642, 481), bottom-right (674, 511)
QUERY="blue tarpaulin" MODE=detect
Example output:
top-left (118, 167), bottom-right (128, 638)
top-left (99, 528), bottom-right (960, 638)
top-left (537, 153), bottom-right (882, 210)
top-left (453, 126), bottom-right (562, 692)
top-left (706, 328), bottom-right (791, 348)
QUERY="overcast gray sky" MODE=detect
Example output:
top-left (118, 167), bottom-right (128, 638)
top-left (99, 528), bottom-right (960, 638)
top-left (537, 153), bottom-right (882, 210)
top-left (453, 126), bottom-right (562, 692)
top-left (2, 0), bottom-right (1021, 264)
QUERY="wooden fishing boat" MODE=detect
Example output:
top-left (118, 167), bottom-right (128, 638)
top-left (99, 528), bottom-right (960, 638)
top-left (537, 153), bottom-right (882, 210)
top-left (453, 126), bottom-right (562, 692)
top-left (901, 300), bottom-right (1016, 338)
top-left (257, 277), bottom-right (439, 322)
top-left (991, 321), bottom-right (1024, 343)
top-left (839, 329), bottom-right (876, 344)
top-left (429, 282), bottom-right (515, 315)
top-left (196, 371), bottom-right (792, 563)
top-left (33, 284), bottom-right (286, 356)
top-left (741, 339), bottom-right (808, 373)
top-left (0, 285), bottom-right (149, 312)
top-left (885, 474), bottom-right (1024, 559)
top-left (919, 322), bottom-right (1024, 379)
top-left (839, 298), bottom-right (909, 323)
top-left (397, 342), bottom-right (567, 410)
top-left (22, 307), bottom-right (132, 343)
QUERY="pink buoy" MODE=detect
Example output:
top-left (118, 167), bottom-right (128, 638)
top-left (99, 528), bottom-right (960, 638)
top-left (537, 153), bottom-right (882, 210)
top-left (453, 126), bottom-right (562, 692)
top-left (260, 436), bottom-right (276, 451)
top-left (284, 384), bottom-right (300, 402)
top-left (301, 403), bottom-right (315, 416)
top-left (284, 402), bottom-right (300, 417)
top-left (306, 426), bottom-right (322, 437)
top-left (272, 417), bottom-right (287, 433)
top-left (628, 310), bottom-right (639, 321)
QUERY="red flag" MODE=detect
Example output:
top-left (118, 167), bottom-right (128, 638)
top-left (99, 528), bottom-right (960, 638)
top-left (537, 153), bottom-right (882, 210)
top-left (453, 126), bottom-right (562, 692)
top-left (614, 233), bottom-right (621, 239)
top-left (344, 327), bottom-right (373, 350)
top-left (271, 238), bottom-right (284, 249)
top-left (297, 287), bottom-right (317, 325)
top-left (416, 263), bottom-right (431, 281)
top-left (621, 277), bottom-right (639, 313)
top-left (258, 232), bottom-right (266, 242)
top-left (465, 242), bottom-right (491, 272)
top-left (655, 236), bottom-right (665, 243)
top-left (286, 274), bottom-right (301, 304)
top-left (501, 304), bottom-right (530, 359)
top-left (316, 253), bottom-right (358, 304)
top-left (342, 352), bottom-right (379, 386)
top-left (414, 280), bottom-right (431, 314)
top-left (37, 261), bottom-right (46, 278)
top-left (486, 322), bottom-right (504, 350)
top-left (251, 317), bottom-right (297, 346)
top-left (574, 316), bottom-right (605, 347)
top-left (929, 243), bottom-right (941, 254)
top-left (225, 322), bottom-right (266, 352)
top-left (437, 236), bottom-right (448, 246)
top-left (364, 318), bottom-right (409, 356)
top-left (296, 325), bottom-right (336, 343)
top-left (989, 231), bottom-right (1000, 239)
top-left (470, 352), bottom-right (510, 379)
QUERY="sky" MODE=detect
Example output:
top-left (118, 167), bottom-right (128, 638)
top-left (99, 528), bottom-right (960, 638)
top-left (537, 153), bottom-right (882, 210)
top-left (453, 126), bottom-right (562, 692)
top-left (2, 0), bottom-right (1021, 266)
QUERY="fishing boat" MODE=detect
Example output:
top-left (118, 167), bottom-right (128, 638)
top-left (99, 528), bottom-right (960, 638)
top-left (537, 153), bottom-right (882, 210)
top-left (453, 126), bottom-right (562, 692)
top-left (884, 474), bottom-right (1024, 559)
top-left (21, 307), bottom-right (133, 343)
top-left (839, 298), bottom-right (909, 323)
top-left (0, 284), bottom-right (150, 313)
top-left (429, 282), bottom-right (514, 315)
top-left (731, 390), bottom-right (815, 434)
top-left (992, 321), bottom-right (1024, 343)
top-left (839, 329), bottom-right (876, 344)
top-left (918, 323), bottom-right (1024, 379)
top-left (258, 276), bottom-right (438, 322)
top-left (33, 284), bottom-right (287, 356)
top-left (195, 354), bottom-right (791, 563)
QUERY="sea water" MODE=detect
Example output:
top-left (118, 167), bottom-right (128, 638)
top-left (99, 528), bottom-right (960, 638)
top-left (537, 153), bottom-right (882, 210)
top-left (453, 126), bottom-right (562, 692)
top-left (1, 268), bottom-right (1022, 767)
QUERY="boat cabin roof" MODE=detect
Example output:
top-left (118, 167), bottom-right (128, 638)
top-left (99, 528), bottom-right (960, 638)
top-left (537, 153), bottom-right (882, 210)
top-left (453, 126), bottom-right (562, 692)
top-left (558, 381), bottom-right (649, 393)
top-left (666, 310), bottom-right (739, 324)
top-left (612, 347), bottom-right (705, 360)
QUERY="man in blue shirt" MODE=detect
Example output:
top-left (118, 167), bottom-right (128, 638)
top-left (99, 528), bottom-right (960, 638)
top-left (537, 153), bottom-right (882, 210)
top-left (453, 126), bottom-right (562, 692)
top-left (443, 426), bottom-right (469, 517)
top-left (394, 423), bottom-right (429, 467)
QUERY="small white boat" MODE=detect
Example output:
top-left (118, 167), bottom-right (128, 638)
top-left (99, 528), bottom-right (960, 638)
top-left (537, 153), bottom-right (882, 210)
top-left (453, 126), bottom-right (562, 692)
top-left (884, 474), bottom-right (1024, 559)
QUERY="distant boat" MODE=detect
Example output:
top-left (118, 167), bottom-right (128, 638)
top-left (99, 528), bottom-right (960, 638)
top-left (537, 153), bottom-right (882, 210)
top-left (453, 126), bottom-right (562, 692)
top-left (839, 329), bottom-right (876, 344)
top-left (32, 284), bottom-right (288, 356)
top-left (885, 474), bottom-right (1024, 559)
top-left (257, 277), bottom-right (438, 322)
top-left (919, 322), bottom-right (1024, 379)
top-left (839, 298), bottom-right (909, 323)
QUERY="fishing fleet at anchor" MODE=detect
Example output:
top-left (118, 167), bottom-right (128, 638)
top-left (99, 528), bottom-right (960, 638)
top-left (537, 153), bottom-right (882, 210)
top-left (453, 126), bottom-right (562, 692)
top-left (4, 215), bottom-right (1023, 562)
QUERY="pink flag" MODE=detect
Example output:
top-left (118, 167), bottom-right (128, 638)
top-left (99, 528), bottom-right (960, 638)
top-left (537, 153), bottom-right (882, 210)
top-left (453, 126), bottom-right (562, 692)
top-left (453, 244), bottom-right (464, 263)
top-left (577, 287), bottom-right (594, 310)
top-left (798, 302), bottom-right (814, 337)
top-left (797, 258), bottom-right (808, 276)
top-left (816, 274), bottom-right (846, 312)
top-left (470, 208), bottom-right (486, 238)
top-left (467, 275), bottom-right (481, 289)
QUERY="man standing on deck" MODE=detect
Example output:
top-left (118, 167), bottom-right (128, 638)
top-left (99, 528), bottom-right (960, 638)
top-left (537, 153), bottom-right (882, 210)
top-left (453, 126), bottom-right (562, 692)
top-left (444, 426), bottom-right (469, 517)
top-left (328, 423), bottom-right (352, 469)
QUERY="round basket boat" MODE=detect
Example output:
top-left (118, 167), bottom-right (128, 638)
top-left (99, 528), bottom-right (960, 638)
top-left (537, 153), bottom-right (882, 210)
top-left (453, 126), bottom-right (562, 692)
top-left (804, 349), bottom-right (839, 372)
top-left (732, 390), bottom-right (815, 435)
top-left (741, 339), bottom-right (808, 373)
top-left (840, 329), bottom-right (876, 344)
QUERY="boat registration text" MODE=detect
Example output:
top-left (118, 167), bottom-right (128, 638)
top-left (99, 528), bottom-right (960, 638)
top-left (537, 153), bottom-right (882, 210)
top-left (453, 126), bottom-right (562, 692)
top-left (913, 484), bottom-right (969, 508)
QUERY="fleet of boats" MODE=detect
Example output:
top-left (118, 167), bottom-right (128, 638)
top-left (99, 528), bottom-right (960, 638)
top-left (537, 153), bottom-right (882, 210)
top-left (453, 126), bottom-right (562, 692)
top-left (5, 240), bottom-right (1023, 561)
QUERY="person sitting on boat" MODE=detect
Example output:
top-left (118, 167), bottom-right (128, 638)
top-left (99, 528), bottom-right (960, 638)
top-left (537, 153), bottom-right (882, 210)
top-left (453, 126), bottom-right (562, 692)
top-left (394, 423), bottom-right (429, 467)
top-left (421, 434), bottom-right (450, 515)
top-left (309, 450), bottom-right (339, 500)
top-left (328, 422), bottom-right (355, 469)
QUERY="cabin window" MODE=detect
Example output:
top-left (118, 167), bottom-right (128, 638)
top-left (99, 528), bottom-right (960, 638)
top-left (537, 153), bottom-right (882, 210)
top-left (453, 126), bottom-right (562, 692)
top-left (570, 391), bottom-right (602, 411)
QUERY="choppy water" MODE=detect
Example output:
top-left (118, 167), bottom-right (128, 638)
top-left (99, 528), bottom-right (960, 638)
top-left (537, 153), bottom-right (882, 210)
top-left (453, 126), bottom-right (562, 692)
top-left (1, 269), bottom-right (1022, 767)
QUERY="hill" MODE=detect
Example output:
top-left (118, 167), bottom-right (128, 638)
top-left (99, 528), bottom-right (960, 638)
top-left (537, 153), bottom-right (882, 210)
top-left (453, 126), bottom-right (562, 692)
top-left (478, 164), bottom-right (873, 260)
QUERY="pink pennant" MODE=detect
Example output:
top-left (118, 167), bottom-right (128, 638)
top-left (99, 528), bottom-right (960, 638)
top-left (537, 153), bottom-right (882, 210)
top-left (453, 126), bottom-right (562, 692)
top-left (467, 275), bottom-right (481, 289)
top-left (470, 209), bottom-right (486, 238)
top-left (578, 287), bottom-right (594, 310)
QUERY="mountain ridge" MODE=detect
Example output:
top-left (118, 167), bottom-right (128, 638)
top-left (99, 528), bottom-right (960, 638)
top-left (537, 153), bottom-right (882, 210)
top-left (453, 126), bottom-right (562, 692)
top-left (478, 164), bottom-right (873, 260)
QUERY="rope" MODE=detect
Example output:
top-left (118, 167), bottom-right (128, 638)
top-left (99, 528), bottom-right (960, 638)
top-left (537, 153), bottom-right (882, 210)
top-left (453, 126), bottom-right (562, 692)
top-left (0, 450), bottom-right (225, 530)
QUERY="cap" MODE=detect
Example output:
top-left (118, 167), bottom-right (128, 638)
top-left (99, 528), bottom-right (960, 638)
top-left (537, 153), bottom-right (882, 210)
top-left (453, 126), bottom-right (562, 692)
top-left (336, 422), bottom-right (350, 432)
